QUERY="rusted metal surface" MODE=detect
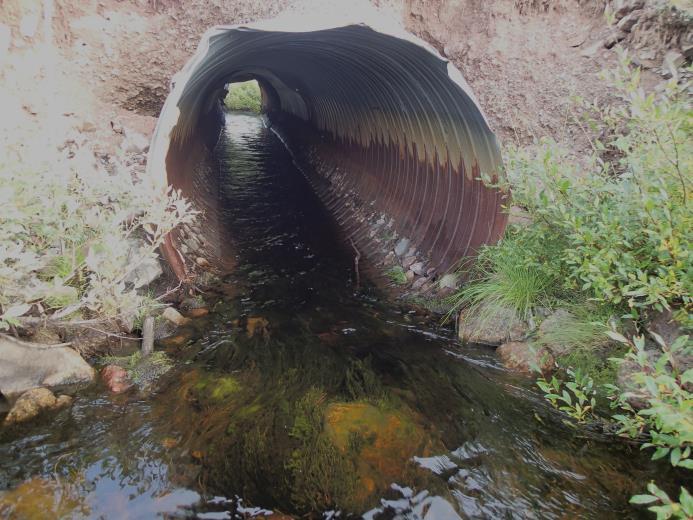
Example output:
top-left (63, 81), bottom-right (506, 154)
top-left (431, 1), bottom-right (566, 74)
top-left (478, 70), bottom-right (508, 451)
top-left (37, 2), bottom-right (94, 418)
top-left (148, 20), bottom-right (508, 283)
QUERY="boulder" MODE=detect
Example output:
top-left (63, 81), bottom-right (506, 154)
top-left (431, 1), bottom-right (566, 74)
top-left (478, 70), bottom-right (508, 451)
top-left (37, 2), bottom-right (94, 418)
top-left (4, 387), bottom-right (72, 424)
top-left (497, 341), bottom-right (554, 374)
top-left (537, 309), bottom-right (575, 357)
top-left (458, 305), bottom-right (528, 346)
top-left (0, 334), bottom-right (95, 397)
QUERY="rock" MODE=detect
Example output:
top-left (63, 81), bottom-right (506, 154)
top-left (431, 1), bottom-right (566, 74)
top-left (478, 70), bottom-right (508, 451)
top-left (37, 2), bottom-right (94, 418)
top-left (611, 0), bottom-right (645, 20)
top-left (187, 307), bottom-right (209, 318)
top-left (603, 29), bottom-right (627, 49)
top-left (616, 10), bottom-right (641, 32)
top-left (497, 341), bottom-right (554, 374)
top-left (101, 365), bottom-right (132, 393)
top-left (537, 309), bottom-right (575, 357)
top-left (405, 270), bottom-right (416, 281)
top-left (162, 307), bottom-right (191, 327)
top-left (195, 256), bottom-right (210, 268)
top-left (411, 277), bottom-right (427, 290)
top-left (4, 388), bottom-right (57, 424)
top-left (683, 44), bottom-right (693, 61)
top-left (402, 255), bottom-right (417, 269)
top-left (662, 50), bottom-right (685, 79)
top-left (55, 395), bottom-right (73, 408)
top-left (246, 317), bottom-right (270, 339)
top-left (394, 238), bottom-right (410, 257)
top-left (0, 334), bottom-right (95, 397)
top-left (616, 351), bottom-right (657, 410)
top-left (180, 297), bottom-right (206, 311)
top-left (439, 273), bottom-right (458, 290)
top-left (410, 262), bottom-right (426, 276)
top-left (458, 304), bottom-right (528, 346)
top-left (646, 308), bottom-right (683, 348)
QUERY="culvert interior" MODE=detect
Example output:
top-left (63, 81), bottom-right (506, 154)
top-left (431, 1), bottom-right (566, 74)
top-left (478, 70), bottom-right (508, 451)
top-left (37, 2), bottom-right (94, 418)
top-left (148, 23), bottom-right (508, 285)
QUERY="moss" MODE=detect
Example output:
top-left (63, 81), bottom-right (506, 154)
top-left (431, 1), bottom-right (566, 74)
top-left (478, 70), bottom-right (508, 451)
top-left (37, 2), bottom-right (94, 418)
top-left (194, 375), bottom-right (241, 402)
top-left (285, 388), bottom-right (359, 512)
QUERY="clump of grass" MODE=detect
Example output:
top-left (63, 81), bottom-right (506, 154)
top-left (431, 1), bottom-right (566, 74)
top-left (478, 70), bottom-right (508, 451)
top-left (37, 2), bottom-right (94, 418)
top-left (385, 265), bottom-right (407, 285)
top-left (224, 80), bottom-right (262, 113)
top-left (535, 307), bottom-right (611, 351)
top-left (443, 228), bottom-right (566, 324)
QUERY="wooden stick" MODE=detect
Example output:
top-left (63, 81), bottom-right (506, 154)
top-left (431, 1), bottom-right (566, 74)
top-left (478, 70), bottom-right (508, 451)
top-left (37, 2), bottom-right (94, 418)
top-left (141, 316), bottom-right (155, 356)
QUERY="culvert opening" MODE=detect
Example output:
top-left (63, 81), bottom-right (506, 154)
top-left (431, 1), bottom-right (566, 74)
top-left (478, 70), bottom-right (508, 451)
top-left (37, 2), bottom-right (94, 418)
top-left (148, 22), bottom-right (508, 290)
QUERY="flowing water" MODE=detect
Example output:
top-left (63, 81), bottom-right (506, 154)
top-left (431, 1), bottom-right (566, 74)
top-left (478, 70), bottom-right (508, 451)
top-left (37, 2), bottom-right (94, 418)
top-left (0, 113), bottom-right (680, 519)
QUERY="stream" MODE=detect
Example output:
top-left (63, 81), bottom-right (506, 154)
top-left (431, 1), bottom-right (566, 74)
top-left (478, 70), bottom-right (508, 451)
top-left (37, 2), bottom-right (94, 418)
top-left (0, 113), bottom-right (673, 519)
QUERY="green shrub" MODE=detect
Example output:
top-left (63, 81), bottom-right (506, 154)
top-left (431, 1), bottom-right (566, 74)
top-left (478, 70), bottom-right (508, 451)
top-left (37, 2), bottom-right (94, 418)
top-left (0, 159), bottom-right (197, 329)
top-left (495, 53), bottom-right (691, 319)
top-left (224, 81), bottom-right (262, 113)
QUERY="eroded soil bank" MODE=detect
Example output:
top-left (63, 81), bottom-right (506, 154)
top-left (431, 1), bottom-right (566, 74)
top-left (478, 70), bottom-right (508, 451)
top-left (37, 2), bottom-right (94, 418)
top-left (0, 113), bottom-right (683, 519)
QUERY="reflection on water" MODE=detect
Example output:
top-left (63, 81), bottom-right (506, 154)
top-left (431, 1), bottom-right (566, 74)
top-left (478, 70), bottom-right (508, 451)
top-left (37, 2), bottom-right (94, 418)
top-left (0, 113), bottom-right (672, 519)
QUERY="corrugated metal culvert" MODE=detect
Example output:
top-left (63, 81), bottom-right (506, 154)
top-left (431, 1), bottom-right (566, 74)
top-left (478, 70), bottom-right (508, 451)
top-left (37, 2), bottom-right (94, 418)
top-left (148, 11), bottom-right (508, 287)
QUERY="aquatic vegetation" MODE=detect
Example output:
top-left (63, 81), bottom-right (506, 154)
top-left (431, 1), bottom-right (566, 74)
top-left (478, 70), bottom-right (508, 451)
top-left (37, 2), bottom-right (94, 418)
top-left (195, 374), bottom-right (242, 402)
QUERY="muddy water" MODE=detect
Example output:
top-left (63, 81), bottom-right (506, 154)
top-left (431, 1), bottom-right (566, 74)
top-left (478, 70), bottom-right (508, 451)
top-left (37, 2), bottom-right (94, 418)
top-left (0, 113), bottom-right (675, 519)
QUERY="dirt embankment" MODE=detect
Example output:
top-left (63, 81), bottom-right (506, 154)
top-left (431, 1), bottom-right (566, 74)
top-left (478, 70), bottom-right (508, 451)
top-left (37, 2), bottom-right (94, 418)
top-left (2, 0), bottom-right (688, 171)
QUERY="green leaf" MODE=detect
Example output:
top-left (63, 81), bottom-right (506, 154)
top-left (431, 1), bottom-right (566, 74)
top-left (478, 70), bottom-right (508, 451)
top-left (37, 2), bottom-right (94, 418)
top-left (2, 303), bottom-right (31, 319)
top-left (606, 330), bottom-right (630, 344)
top-left (630, 494), bottom-right (659, 505)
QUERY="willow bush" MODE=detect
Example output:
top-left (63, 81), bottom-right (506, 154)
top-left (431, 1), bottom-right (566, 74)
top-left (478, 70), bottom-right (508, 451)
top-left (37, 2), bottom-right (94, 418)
top-left (224, 81), bottom-right (262, 113)
top-left (449, 51), bottom-right (691, 516)
top-left (0, 159), bottom-right (196, 330)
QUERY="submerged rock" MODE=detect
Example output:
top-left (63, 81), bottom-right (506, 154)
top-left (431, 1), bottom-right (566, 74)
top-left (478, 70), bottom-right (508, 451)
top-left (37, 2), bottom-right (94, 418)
top-left (496, 341), bottom-right (554, 374)
top-left (0, 334), bottom-right (95, 397)
top-left (101, 365), bottom-right (132, 393)
top-left (4, 387), bottom-right (72, 424)
top-left (458, 305), bottom-right (528, 346)
top-left (246, 317), bottom-right (270, 339)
